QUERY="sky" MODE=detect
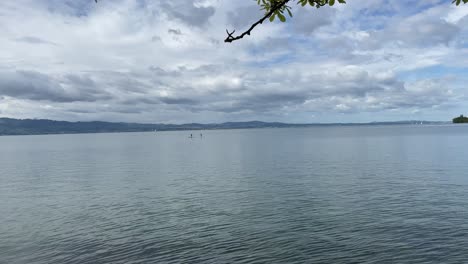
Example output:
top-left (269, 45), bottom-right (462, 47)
top-left (0, 0), bottom-right (467, 124)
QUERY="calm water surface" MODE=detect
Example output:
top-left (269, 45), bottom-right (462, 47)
top-left (1, 125), bottom-right (468, 263)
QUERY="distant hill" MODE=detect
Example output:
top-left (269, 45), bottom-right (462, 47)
top-left (0, 118), bottom-right (448, 136)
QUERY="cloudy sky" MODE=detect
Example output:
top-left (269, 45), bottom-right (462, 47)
top-left (0, 0), bottom-right (467, 123)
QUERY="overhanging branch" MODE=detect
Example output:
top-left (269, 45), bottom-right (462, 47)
top-left (224, 0), bottom-right (329, 43)
top-left (224, 0), bottom-right (290, 43)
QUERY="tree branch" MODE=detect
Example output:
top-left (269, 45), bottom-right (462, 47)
top-left (224, 0), bottom-right (330, 43)
top-left (224, 0), bottom-right (290, 43)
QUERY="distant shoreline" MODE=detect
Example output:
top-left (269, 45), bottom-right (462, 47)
top-left (0, 117), bottom-right (455, 136)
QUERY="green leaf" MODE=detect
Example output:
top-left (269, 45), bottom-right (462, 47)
top-left (278, 13), bottom-right (286, 22)
top-left (269, 13), bottom-right (276, 22)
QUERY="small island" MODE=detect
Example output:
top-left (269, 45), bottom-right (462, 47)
top-left (453, 115), bottom-right (468, 123)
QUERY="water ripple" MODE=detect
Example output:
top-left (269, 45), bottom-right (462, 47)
top-left (2, 127), bottom-right (468, 263)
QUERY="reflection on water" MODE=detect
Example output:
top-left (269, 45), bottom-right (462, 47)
top-left (1, 125), bottom-right (468, 263)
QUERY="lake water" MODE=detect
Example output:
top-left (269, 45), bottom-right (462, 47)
top-left (1, 125), bottom-right (468, 263)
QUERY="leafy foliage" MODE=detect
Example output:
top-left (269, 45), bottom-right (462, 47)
top-left (256, 0), bottom-right (346, 23)
top-left (453, 115), bottom-right (468, 123)
top-left (258, 0), bottom-right (466, 23)
top-left (453, 0), bottom-right (468, 5)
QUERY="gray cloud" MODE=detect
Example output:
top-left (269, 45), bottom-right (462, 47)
top-left (0, 64), bottom-right (459, 123)
top-left (15, 36), bottom-right (57, 45)
top-left (151, 36), bottom-right (161, 42)
top-left (227, 4), bottom-right (265, 29)
top-left (293, 6), bottom-right (337, 35)
top-left (345, 7), bottom-right (462, 51)
top-left (160, 0), bottom-right (215, 27)
top-left (168, 28), bottom-right (182, 35)
top-left (85, 65), bottom-right (455, 116)
top-left (160, 97), bottom-right (198, 105)
top-left (35, 0), bottom-right (95, 16)
top-left (0, 71), bottom-right (111, 102)
top-left (382, 14), bottom-right (460, 46)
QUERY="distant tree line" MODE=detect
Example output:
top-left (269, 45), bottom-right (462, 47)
top-left (453, 115), bottom-right (468, 123)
